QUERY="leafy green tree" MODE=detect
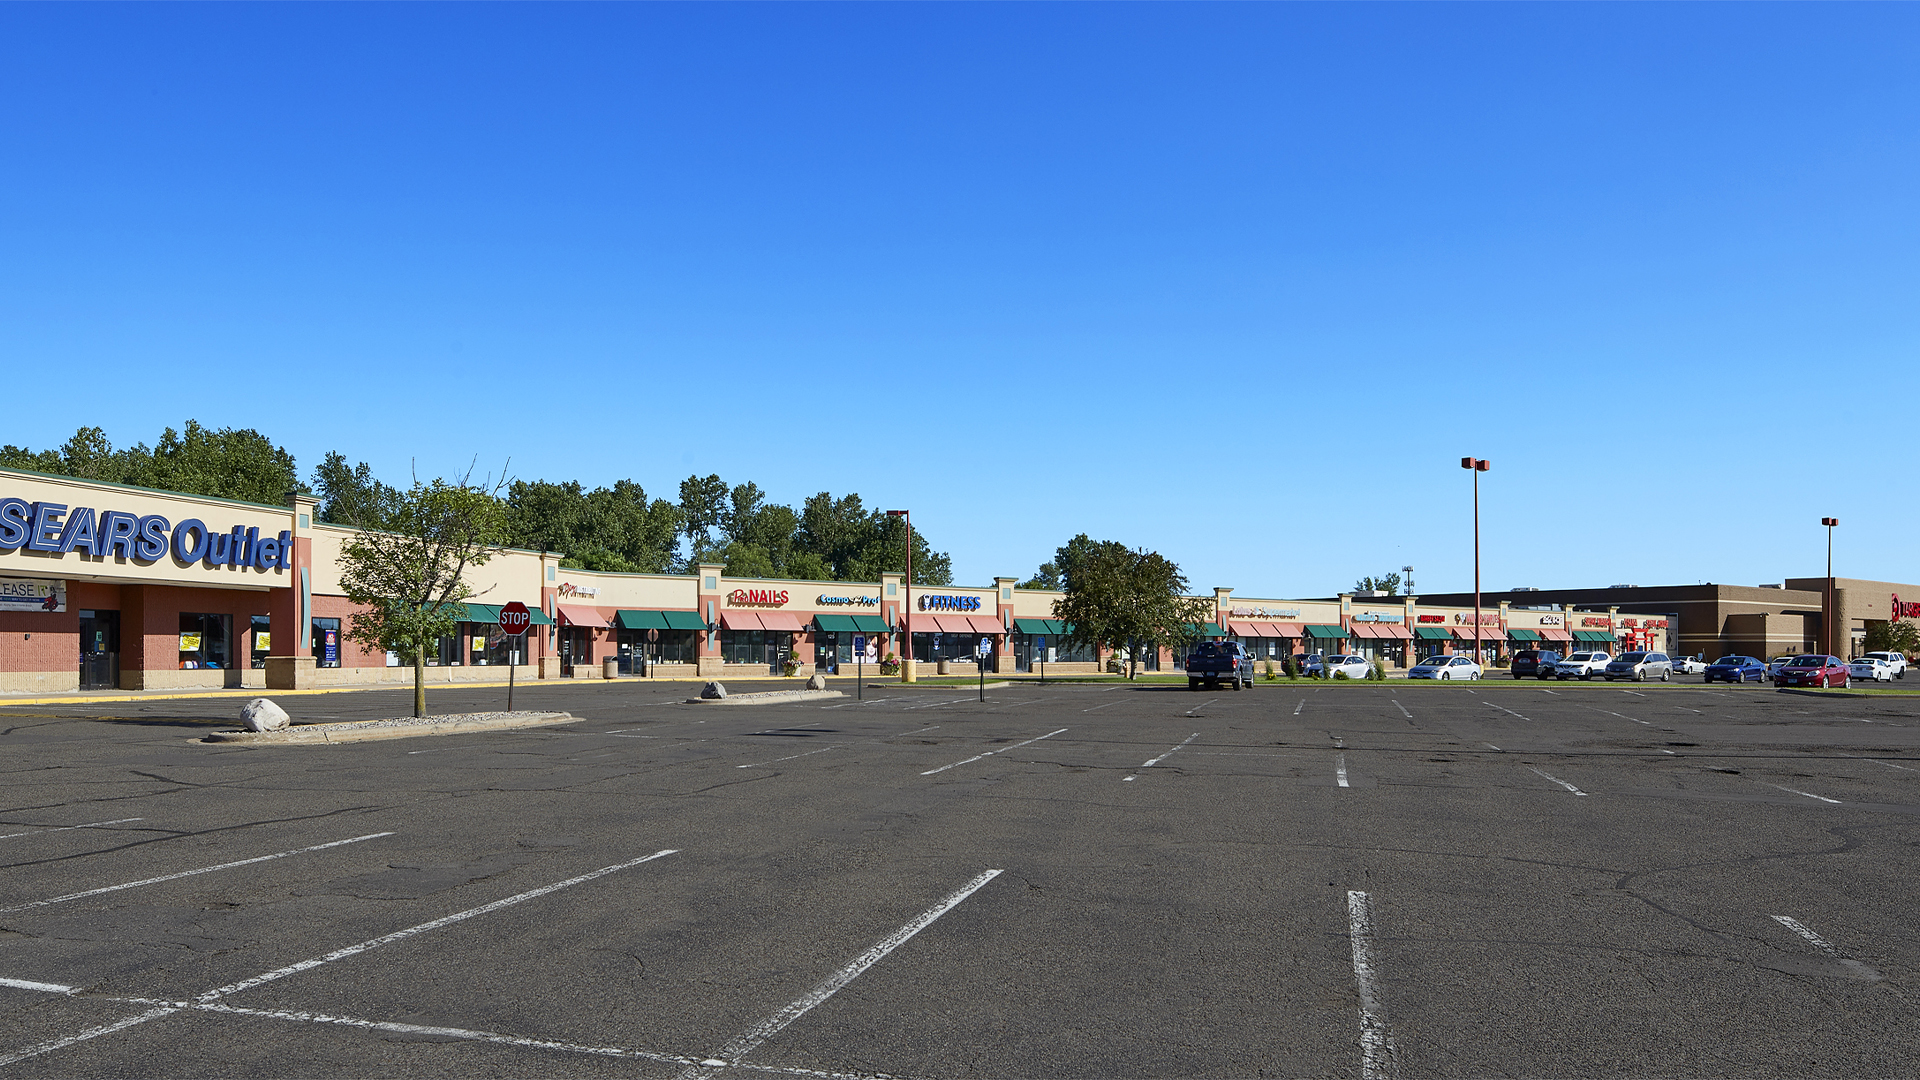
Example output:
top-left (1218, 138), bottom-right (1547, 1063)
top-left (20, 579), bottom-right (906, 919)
top-left (1020, 561), bottom-right (1063, 591)
top-left (1865, 620), bottom-right (1920, 657)
top-left (504, 478), bottom-right (679, 573)
top-left (3, 421), bottom-right (302, 505)
top-left (1353, 572), bottom-right (1402, 595)
top-left (1052, 540), bottom-right (1214, 679)
top-left (677, 473), bottom-right (731, 567)
top-left (337, 470), bottom-right (511, 718)
top-left (312, 452), bottom-right (403, 528)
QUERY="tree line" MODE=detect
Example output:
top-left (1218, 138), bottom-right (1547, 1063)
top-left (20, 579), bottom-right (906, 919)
top-left (2, 423), bottom-right (953, 585)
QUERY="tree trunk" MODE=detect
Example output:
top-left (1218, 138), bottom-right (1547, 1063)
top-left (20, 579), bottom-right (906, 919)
top-left (414, 643), bottom-right (427, 718)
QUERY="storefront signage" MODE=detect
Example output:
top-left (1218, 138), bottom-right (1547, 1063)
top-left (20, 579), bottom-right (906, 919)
top-left (1894, 593), bottom-right (1920, 621)
top-left (556, 582), bottom-right (599, 598)
top-left (817, 594), bottom-right (879, 607)
top-left (0, 577), bottom-right (65, 613)
top-left (728, 587), bottom-right (790, 607)
top-left (1580, 617), bottom-right (1611, 627)
top-left (1417, 615), bottom-right (1446, 623)
top-left (1621, 618), bottom-right (1638, 627)
top-left (1231, 606), bottom-right (1302, 619)
top-left (1453, 613), bottom-right (1500, 625)
top-left (919, 594), bottom-right (983, 612)
top-left (1351, 612), bottom-right (1404, 623)
top-left (0, 497), bottom-right (289, 572)
top-left (1538, 614), bottom-right (1563, 625)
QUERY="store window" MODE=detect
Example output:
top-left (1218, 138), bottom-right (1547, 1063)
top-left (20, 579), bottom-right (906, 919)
top-left (179, 613), bottom-right (232, 670)
top-left (1012, 633), bottom-right (1092, 667)
top-left (912, 632), bottom-right (991, 664)
top-left (250, 615), bottom-right (272, 669)
top-left (720, 629), bottom-right (766, 665)
top-left (311, 617), bottom-right (342, 668)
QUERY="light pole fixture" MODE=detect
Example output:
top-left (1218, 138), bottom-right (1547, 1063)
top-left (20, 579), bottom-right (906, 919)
top-left (1821, 517), bottom-right (1838, 655)
top-left (887, 509), bottom-right (911, 681)
top-left (1461, 458), bottom-right (1490, 667)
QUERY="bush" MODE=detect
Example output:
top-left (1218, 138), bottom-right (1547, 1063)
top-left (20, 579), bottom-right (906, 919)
top-left (1263, 660), bottom-right (1277, 681)
top-left (1333, 669), bottom-right (1350, 680)
top-left (1372, 658), bottom-right (1387, 681)
top-left (1285, 656), bottom-right (1301, 679)
top-left (878, 652), bottom-right (900, 676)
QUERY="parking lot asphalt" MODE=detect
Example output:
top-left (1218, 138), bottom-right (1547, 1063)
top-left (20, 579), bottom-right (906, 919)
top-left (3, 677), bottom-right (1918, 1078)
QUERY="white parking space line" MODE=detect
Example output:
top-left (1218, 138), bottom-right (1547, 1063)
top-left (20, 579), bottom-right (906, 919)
top-left (198, 849), bottom-right (680, 1004)
top-left (0, 832), bottom-right (396, 914)
top-left (677, 869), bottom-right (1004, 1080)
top-left (1526, 767), bottom-right (1588, 796)
top-left (1486, 702), bottom-right (1531, 722)
top-left (1623, 690), bottom-right (1647, 697)
top-left (1184, 698), bottom-right (1219, 717)
top-left (894, 725), bottom-right (940, 737)
top-left (903, 697), bottom-right (975, 711)
top-left (1336, 754), bottom-right (1350, 788)
top-left (1082, 699), bottom-right (1127, 712)
top-left (0, 1006), bottom-right (179, 1068)
top-left (1143, 733), bottom-right (1200, 768)
top-left (1764, 783), bottom-right (1841, 804)
top-left (1294, 699), bottom-right (1305, 716)
top-left (1540, 688), bottom-right (1558, 694)
top-left (737, 747), bottom-right (837, 769)
top-left (1346, 891), bottom-right (1396, 1080)
top-left (1868, 759), bottom-right (1915, 770)
top-left (1771, 915), bottom-right (1880, 981)
top-left (0, 817), bottom-right (143, 842)
top-left (1392, 700), bottom-right (1411, 718)
top-left (1484, 743), bottom-right (1502, 752)
top-left (1660, 749), bottom-right (1677, 755)
top-left (921, 729), bottom-right (1068, 776)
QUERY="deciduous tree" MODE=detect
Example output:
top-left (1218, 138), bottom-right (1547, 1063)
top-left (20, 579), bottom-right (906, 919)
top-left (1052, 540), bottom-right (1213, 679)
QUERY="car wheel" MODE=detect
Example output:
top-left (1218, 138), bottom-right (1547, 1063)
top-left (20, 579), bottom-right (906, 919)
top-left (1662, 671), bottom-right (1671, 681)
top-left (1442, 671), bottom-right (1450, 680)
top-left (1188, 679), bottom-right (1199, 690)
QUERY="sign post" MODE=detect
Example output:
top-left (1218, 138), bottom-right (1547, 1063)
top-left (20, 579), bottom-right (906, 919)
top-left (978, 637), bottom-right (990, 701)
top-left (499, 602), bottom-right (532, 711)
top-left (853, 634), bottom-right (866, 700)
top-left (1035, 635), bottom-right (1046, 685)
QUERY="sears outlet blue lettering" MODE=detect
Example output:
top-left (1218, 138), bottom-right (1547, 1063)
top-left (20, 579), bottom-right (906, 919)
top-left (27, 503), bottom-right (67, 552)
top-left (100, 512), bottom-right (140, 559)
top-left (135, 516), bottom-right (169, 561)
top-left (0, 498), bottom-right (30, 551)
top-left (172, 519), bottom-right (210, 563)
top-left (56, 506), bottom-right (100, 556)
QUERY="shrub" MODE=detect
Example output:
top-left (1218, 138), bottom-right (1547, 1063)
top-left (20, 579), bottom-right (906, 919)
top-left (1263, 660), bottom-right (1277, 681)
top-left (1373, 658), bottom-right (1387, 681)
top-left (1333, 669), bottom-right (1350, 681)
top-left (1286, 656), bottom-right (1301, 679)
top-left (878, 652), bottom-right (900, 676)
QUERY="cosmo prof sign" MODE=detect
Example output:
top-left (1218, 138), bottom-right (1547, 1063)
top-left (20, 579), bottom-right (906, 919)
top-left (0, 497), bottom-right (291, 571)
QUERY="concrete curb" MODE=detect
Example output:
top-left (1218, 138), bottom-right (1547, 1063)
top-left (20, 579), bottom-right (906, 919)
top-left (686, 690), bottom-right (846, 706)
top-left (1775, 687), bottom-right (1875, 700)
top-left (203, 711), bottom-right (578, 745)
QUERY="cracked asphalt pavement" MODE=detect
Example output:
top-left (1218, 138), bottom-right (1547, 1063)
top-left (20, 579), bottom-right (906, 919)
top-left (3, 677), bottom-right (1919, 1077)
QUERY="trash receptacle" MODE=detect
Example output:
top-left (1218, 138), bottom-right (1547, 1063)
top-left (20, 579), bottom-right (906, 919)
top-left (936, 659), bottom-right (950, 675)
top-left (603, 657), bottom-right (619, 679)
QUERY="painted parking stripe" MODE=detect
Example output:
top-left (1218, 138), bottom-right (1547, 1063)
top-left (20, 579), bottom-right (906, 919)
top-left (1294, 699), bottom-right (1305, 716)
top-left (921, 729), bottom-right (1067, 775)
top-left (1764, 783), bottom-right (1841, 804)
top-left (1336, 754), bottom-right (1350, 788)
top-left (1486, 702), bottom-right (1531, 722)
top-left (737, 747), bottom-right (837, 769)
top-left (1346, 891), bottom-right (1396, 1080)
top-left (0, 1006), bottom-right (178, 1068)
top-left (1526, 767), bottom-right (1588, 796)
top-left (1143, 733), bottom-right (1200, 768)
top-left (677, 869), bottom-right (1003, 1080)
top-left (1392, 700), bottom-right (1411, 719)
top-left (1184, 698), bottom-right (1219, 717)
top-left (0, 817), bottom-right (143, 842)
top-left (1771, 915), bottom-right (1880, 980)
top-left (0, 832), bottom-right (396, 914)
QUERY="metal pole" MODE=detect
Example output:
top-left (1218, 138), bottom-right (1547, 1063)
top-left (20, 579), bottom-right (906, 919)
top-left (508, 636), bottom-right (517, 712)
top-left (904, 512), bottom-right (912, 681)
top-left (1473, 466), bottom-right (1481, 669)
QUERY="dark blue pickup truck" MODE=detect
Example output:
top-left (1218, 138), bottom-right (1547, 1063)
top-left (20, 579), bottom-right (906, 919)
top-left (1186, 640), bottom-right (1254, 690)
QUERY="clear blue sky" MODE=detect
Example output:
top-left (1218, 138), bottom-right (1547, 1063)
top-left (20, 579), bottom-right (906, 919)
top-left (3, 4), bottom-right (1915, 597)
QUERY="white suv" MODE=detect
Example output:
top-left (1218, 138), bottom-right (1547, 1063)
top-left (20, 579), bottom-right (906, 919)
top-left (1863, 652), bottom-right (1909, 680)
top-left (1553, 652), bottom-right (1612, 680)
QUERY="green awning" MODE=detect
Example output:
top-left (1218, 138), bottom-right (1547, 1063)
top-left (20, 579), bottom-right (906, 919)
top-left (1186, 622), bottom-right (1226, 638)
top-left (1414, 626), bottom-right (1453, 640)
top-left (1304, 624), bottom-right (1347, 639)
top-left (1508, 628), bottom-right (1540, 641)
top-left (1015, 618), bottom-right (1069, 635)
top-left (617, 610), bottom-right (671, 630)
top-left (1573, 629), bottom-right (1616, 642)
top-left (814, 613), bottom-right (858, 633)
top-left (848, 614), bottom-right (889, 634)
top-left (459, 603), bottom-right (500, 623)
top-left (527, 608), bottom-right (554, 626)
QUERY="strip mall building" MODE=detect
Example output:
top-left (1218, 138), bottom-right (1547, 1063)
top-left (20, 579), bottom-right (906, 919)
top-left (2, 468), bottom-right (1914, 693)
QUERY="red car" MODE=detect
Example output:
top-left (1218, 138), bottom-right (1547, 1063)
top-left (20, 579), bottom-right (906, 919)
top-left (1774, 655), bottom-right (1851, 689)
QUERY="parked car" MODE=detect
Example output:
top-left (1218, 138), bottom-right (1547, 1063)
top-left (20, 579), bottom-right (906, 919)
top-left (1863, 651), bottom-right (1909, 680)
top-left (1293, 653), bottom-right (1326, 678)
top-left (1774, 655), bottom-right (1850, 689)
top-left (1186, 640), bottom-right (1255, 690)
top-left (1553, 652), bottom-right (1612, 680)
top-left (1509, 649), bottom-right (1563, 679)
top-left (1766, 656), bottom-right (1797, 678)
top-left (1326, 655), bottom-right (1372, 680)
top-left (1409, 655), bottom-right (1482, 680)
top-left (1704, 655), bottom-right (1767, 683)
top-left (1605, 652), bottom-right (1673, 682)
top-left (1849, 656), bottom-right (1896, 683)
top-left (1671, 656), bottom-right (1708, 675)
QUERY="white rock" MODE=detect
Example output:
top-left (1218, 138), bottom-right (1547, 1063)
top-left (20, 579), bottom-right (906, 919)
top-left (806, 674), bottom-right (827, 690)
top-left (241, 698), bottom-right (290, 732)
top-left (701, 681), bottom-right (728, 699)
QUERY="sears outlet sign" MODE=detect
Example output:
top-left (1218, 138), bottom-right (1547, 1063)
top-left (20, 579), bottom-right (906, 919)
top-left (0, 497), bottom-right (291, 571)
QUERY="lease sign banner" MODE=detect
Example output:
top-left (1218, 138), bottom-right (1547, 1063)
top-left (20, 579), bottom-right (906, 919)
top-left (0, 577), bottom-right (65, 613)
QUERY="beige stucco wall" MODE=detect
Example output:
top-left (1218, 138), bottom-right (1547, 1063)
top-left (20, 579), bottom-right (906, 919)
top-left (551, 570), bottom-right (697, 612)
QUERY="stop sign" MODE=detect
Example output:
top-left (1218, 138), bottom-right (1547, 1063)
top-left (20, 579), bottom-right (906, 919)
top-left (499, 601), bottom-right (532, 637)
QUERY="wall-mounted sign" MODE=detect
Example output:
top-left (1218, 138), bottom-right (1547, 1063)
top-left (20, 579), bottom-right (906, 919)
top-left (1581, 617), bottom-right (1612, 627)
top-left (0, 496), bottom-right (288, 571)
top-left (179, 633), bottom-right (202, 651)
top-left (1417, 615), bottom-right (1446, 623)
top-left (1538, 614), bottom-right (1563, 625)
top-left (1620, 618), bottom-right (1639, 628)
top-left (0, 577), bottom-right (64, 613)
top-left (817, 594), bottom-right (880, 607)
top-left (1231, 607), bottom-right (1302, 619)
top-left (728, 588), bottom-right (791, 607)
top-left (556, 582), bottom-right (599, 598)
top-left (1894, 593), bottom-right (1920, 621)
top-left (1453, 613), bottom-right (1500, 625)
top-left (1351, 612), bottom-right (1405, 623)
top-left (919, 594), bottom-right (983, 612)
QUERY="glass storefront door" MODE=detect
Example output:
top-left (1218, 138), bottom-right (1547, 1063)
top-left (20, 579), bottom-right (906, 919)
top-left (78, 609), bottom-right (120, 690)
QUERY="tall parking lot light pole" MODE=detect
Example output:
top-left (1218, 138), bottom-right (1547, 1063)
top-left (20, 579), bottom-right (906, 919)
top-left (1821, 517), bottom-right (1838, 655)
top-left (887, 509), bottom-right (911, 681)
top-left (1462, 458), bottom-right (1490, 666)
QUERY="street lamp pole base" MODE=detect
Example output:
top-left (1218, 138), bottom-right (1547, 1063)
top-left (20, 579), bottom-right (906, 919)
top-left (900, 659), bottom-right (918, 683)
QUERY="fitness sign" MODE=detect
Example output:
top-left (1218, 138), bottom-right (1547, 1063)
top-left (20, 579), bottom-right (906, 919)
top-left (0, 496), bottom-right (290, 572)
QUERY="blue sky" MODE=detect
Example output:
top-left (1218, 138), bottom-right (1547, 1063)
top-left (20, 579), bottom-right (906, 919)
top-left (2, 4), bottom-right (1915, 597)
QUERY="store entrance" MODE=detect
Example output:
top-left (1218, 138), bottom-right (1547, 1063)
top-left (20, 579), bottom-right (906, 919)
top-left (560, 627), bottom-right (590, 676)
top-left (78, 609), bottom-right (120, 690)
top-left (764, 633), bottom-right (791, 675)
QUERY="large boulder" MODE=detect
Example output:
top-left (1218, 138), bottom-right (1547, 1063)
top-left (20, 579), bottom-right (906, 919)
top-left (805, 674), bottom-right (827, 691)
top-left (700, 681), bottom-right (728, 700)
top-left (241, 698), bottom-right (290, 732)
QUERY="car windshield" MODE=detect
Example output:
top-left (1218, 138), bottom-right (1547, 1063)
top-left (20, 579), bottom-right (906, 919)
top-left (1190, 643), bottom-right (1220, 658)
top-left (1566, 653), bottom-right (1594, 662)
top-left (1620, 653), bottom-right (1647, 663)
top-left (1712, 656), bottom-right (1742, 665)
top-left (1790, 655), bottom-right (1822, 666)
